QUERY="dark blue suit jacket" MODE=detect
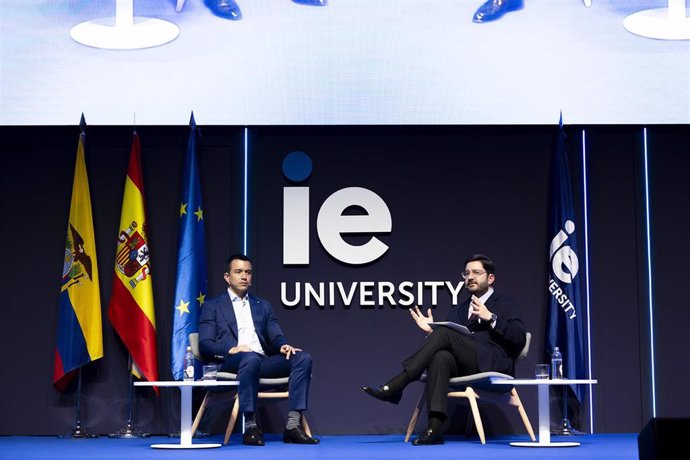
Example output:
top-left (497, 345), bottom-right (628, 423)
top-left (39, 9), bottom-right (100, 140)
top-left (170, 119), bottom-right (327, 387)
top-left (198, 291), bottom-right (288, 362)
top-left (447, 292), bottom-right (526, 375)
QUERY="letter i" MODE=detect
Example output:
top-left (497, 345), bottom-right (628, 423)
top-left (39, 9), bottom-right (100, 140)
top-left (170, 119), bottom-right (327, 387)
top-left (283, 187), bottom-right (310, 264)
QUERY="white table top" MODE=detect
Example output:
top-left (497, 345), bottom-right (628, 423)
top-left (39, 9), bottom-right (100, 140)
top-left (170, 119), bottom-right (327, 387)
top-left (491, 378), bottom-right (598, 385)
top-left (133, 380), bottom-right (238, 387)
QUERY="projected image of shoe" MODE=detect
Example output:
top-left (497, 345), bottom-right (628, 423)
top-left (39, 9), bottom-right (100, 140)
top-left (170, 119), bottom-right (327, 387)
top-left (205, 0), bottom-right (243, 20)
top-left (473, 0), bottom-right (524, 23)
top-left (292, 0), bottom-right (328, 5)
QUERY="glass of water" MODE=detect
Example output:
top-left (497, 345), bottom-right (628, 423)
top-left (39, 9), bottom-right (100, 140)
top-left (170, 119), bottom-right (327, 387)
top-left (202, 364), bottom-right (219, 381)
top-left (535, 364), bottom-right (550, 379)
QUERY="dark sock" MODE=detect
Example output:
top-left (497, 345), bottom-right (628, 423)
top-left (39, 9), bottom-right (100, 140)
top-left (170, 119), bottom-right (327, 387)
top-left (385, 370), bottom-right (411, 392)
top-left (244, 412), bottom-right (257, 430)
top-left (428, 411), bottom-right (446, 431)
top-left (286, 410), bottom-right (301, 430)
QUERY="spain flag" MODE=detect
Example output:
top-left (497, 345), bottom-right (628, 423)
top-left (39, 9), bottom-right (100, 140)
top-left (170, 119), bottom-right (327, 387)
top-left (53, 131), bottom-right (103, 390)
top-left (108, 132), bottom-right (159, 388)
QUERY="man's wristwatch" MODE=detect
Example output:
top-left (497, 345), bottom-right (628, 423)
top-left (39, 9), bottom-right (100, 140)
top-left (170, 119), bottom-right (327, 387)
top-left (489, 313), bottom-right (497, 324)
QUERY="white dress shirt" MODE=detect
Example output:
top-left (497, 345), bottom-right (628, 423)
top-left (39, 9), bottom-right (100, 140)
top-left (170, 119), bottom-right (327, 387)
top-left (229, 289), bottom-right (265, 355)
top-left (469, 287), bottom-right (496, 328)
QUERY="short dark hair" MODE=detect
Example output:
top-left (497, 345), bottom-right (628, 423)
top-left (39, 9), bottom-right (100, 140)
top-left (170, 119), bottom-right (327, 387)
top-left (226, 254), bottom-right (251, 271)
top-left (464, 254), bottom-right (495, 274)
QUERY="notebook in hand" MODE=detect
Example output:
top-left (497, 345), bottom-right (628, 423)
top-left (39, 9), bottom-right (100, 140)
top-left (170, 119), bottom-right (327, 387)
top-left (428, 322), bottom-right (472, 335)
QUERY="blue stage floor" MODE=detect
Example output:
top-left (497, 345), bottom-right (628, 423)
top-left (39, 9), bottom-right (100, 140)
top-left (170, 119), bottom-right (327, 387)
top-left (0, 433), bottom-right (638, 460)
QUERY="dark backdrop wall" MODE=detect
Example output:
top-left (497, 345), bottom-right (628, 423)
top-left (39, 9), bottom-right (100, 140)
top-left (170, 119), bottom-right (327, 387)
top-left (0, 125), bottom-right (687, 436)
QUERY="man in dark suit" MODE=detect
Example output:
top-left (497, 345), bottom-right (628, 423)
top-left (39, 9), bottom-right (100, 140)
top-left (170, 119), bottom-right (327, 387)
top-left (362, 254), bottom-right (526, 445)
top-left (199, 254), bottom-right (318, 446)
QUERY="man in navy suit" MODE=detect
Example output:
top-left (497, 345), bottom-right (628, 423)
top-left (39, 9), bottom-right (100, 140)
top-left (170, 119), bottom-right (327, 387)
top-left (199, 254), bottom-right (318, 446)
top-left (362, 254), bottom-right (526, 445)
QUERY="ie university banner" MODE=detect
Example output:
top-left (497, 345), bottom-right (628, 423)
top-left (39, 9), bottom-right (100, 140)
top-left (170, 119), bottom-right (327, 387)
top-left (545, 117), bottom-right (585, 402)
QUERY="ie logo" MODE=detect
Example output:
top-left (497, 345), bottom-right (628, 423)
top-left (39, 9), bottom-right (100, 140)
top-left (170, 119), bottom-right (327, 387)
top-left (549, 220), bottom-right (579, 284)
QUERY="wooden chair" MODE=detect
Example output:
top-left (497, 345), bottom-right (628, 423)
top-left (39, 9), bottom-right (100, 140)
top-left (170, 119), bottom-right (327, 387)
top-left (405, 332), bottom-right (536, 444)
top-left (188, 333), bottom-right (312, 444)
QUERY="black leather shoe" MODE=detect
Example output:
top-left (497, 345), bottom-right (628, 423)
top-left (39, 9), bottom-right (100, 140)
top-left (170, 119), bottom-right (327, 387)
top-left (411, 427), bottom-right (444, 445)
top-left (205, 0), bottom-right (243, 20)
top-left (283, 426), bottom-right (320, 444)
top-left (472, 0), bottom-right (523, 23)
top-left (242, 426), bottom-right (265, 446)
top-left (361, 385), bottom-right (403, 405)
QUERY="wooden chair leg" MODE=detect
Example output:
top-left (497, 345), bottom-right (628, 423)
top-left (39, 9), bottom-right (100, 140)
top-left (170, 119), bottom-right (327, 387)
top-left (405, 387), bottom-right (427, 442)
top-left (511, 388), bottom-right (536, 441)
top-left (191, 391), bottom-right (211, 437)
top-left (301, 414), bottom-right (312, 437)
top-left (465, 388), bottom-right (486, 444)
top-left (223, 394), bottom-right (240, 445)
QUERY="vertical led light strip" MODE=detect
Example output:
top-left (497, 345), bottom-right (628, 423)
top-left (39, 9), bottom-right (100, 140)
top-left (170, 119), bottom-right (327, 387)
top-left (643, 127), bottom-right (657, 417)
top-left (243, 126), bottom-right (248, 254)
top-left (581, 129), bottom-right (594, 433)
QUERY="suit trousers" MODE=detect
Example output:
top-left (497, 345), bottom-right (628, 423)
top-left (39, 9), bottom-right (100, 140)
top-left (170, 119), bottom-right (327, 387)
top-left (402, 327), bottom-right (479, 415)
top-left (220, 350), bottom-right (312, 413)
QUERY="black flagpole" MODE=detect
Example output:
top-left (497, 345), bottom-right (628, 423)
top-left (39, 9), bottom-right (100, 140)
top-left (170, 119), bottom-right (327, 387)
top-left (108, 354), bottom-right (149, 438)
top-left (59, 368), bottom-right (97, 438)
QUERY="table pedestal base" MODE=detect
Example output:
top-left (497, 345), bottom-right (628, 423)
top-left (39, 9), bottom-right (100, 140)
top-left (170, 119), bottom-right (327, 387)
top-left (70, 18), bottom-right (180, 50)
top-left (151, 443), bottom-right (221, 449)
top-left (490, 378), bottom-right (598, 448)
top-left (510, 441), bottom-right (580, 447)
top-left (624, 8), bottom-right (690, 40)
top-left (133, 381), bottom-right (238, 449)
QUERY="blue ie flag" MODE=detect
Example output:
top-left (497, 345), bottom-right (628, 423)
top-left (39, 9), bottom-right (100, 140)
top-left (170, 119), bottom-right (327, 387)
top-left (171, 113), bottom-right (208, 380)
top-left (545, 114), bottom-right (585, 402)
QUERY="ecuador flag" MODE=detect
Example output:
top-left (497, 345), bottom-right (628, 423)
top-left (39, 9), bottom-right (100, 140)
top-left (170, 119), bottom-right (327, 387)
top-left (53, 132), bottom-right (103, 390)
top-left (108, 132), bottom-right (159, 387)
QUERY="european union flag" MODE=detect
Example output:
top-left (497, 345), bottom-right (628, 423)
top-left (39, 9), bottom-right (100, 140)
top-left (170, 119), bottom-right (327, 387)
top-left (171, 113), bottom-right (208, 380)
top-left (545, 114), bottom-right (585, 402)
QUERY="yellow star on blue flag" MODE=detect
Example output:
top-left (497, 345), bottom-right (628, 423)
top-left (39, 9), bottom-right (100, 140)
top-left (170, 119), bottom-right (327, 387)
top-left (175, 299), bottom-right (191, 316)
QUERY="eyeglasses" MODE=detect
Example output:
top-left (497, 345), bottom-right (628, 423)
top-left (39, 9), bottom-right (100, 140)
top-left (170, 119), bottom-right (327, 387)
top-left (461, 269), bottom-right (487, 279)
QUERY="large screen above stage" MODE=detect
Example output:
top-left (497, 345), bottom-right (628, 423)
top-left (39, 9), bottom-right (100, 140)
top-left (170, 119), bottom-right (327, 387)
top-left (2, 1), bottom-right (688, 125)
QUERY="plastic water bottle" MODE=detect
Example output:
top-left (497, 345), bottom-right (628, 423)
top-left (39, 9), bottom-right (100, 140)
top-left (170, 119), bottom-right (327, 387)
top-left (184, 346), bottom-right (195, 381)
top-left (551, 347), bottom-right (563, 379)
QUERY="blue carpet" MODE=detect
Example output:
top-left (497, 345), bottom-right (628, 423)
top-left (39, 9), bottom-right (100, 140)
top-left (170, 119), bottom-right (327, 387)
top-left (0, 434), bottom-right (638, 459)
